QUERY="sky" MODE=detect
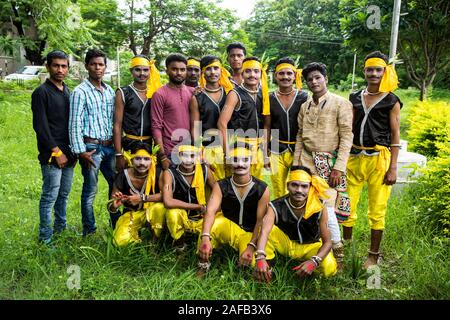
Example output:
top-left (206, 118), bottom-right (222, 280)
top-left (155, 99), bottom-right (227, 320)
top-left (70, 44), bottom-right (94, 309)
top-left (215, 0), bottom-right (256, 20)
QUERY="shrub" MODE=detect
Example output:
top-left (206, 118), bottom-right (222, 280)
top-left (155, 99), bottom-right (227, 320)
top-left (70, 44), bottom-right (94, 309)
top-left (407, 100), bottom-right (450, 157)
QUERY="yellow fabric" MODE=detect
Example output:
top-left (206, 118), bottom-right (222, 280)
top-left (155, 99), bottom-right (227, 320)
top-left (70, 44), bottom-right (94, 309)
top-left (124, 133), bottom-right (151, 140)
top-left (145, 202), bottom-right (167, 238)
top-left (187, 59), bottom-right (200, 68)
top-left (277, 139), bottom-right (296, 145)
top-left (266, 225), bottom-right (337, 277)
top-left (113, 210), bottom-right (147, 247)
top-left (241, 60), bottom-right (270, 115)
top-left (352, 144), bottom-right (390, 172)
top-left (364, 58), bottom-right (398, 92)
top-left (165, 208), bottom-right (203, 240)
top-left (275, 63), bottom-right (302, 89)
top-left (178, 145), bottom-right (206, 205)
top-left (228, 147), bottom-right (253, 158)
top-left (270, 151), bottom-right (294, 199)
top-left (198, 216), bottom-right (273, 266)
top-left (343, 152), bottom-right (392, 230)
top-left (288, 169), bottom-right (330, 220)
top-left (147, 60), bottom-right (162, 98)
top-left (48, 150), bottom-right (63, 163)
top-left (199, 61), bottom-right (234, 94)
top-left (129, 57), bottom-right (149, 69)
top-left (203, 145), bottom-right (225, 180)
top-left (130, 149), bottom-right (151, 159)
top-left (130, 149), bottom-right (157, 204)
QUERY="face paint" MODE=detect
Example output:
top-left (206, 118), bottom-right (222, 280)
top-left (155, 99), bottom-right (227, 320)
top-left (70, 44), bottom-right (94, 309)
top-left (132, 156), bottom-right (151, 174)
top-left (257, 260), bottom-right (265, 270)
top-left (230, 156), bottom-right (251, 176)
top-left (179, 151), bottom-right (197, 170)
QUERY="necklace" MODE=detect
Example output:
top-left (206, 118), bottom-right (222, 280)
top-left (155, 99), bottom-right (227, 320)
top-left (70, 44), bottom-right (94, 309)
top-left (277, 89), bottom-right (295, 96)
top-left (177, 166), bottom-right (195, 176)
top-left (231, 175), bottom-right (252, 187)
top-left (365, 88), bottom-right (381, 96)
top-left (131, 83), bottom-right (147, 92)
top-left (205, 86), bottom-right (221, 93)
top-left (241, 84), bottom-right (258, 95)
top-left (288, 198), bottom-right (306, 210)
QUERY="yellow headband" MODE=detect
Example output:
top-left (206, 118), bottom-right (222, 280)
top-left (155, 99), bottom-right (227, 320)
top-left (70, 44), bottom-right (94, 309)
top-left (275, 63), bottom-right (303, 89)
top-left (178, 145), bottom-right (201, 153)
top-left (199, 61), bottom-right (234, 94)
top-left (241, 60), bottom-right (270, 116)
top-left (130, 149), bottom-right (152, 159)
top-left (228, 147), bottom-right (252, 158)
top-left (364, 57), bottom-right (399, 92)
top-left (287, 170), bottom-right (330, 220)
top-left (130, 57), bottom-right (150, 68)
top-left (187, 59), bottom-right (200, 68)
top-left (178, 145), bottom-right (205, 205)
top-left (129, 149), bottom-right (157, 203)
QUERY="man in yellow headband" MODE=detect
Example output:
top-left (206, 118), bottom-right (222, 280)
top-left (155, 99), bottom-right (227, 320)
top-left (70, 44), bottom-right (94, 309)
top-left (197, 142), bottom-right (269, 277)
top-left (186, 57), bottom-right (201, 88)
top-left (253, 166), bottom-right (337, 282)
top-left (190, 55), bottom-right (233, 180)
top-left (344, 51), bottom-right (402, 269)
top-left (218, 56), bottom-right (271, 180)
top-left (113, 55), bottom-right (161, 171)
top-left (108, 143), bottom-right (166, 246)
top-left (293, 61), bottom-right (353, 269)
top-left (269, 57), bottom-right (308, 199)
top-left (162, 143), bottom-right (216, 251)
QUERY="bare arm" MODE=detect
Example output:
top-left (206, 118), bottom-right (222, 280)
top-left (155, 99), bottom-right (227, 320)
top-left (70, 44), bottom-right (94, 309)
top-left (113, 90), bottom-right (124, 154)
top-left (293, 101), bottom-right (306, 166)
top-left (218, 91), bottom-right (239, 154)
top-left (384, 101), bottom-right (401, 185)
top-left (189, 96), bottom-right (201, 144)
top-left (162, 170), bottom-right (203, 211)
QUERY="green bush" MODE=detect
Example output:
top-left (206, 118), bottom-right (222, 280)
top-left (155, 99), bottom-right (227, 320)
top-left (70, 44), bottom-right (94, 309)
top-left (407, 100), bottom-right (450, 157)
top-left (336, 73), bottom-right (366, 92)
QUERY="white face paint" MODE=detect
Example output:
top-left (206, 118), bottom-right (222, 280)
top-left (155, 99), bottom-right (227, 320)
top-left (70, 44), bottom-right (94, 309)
top-left (230, 156), bottom-right (252, 176)
top-left (132, 156), bottom-right (151, 174)
top-left (179, 151), bottom-right (198, 171)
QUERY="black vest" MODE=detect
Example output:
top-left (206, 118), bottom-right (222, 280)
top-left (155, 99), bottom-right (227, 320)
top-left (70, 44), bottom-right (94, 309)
top-left (228, 86), bottom-right (264, 138)
top-left (118, 86), bottom-right (152, 150)
top-left (269, 90), bottom-right (308, 153)
top-left (168, 164), bottom-right (208, 219)
top-left (350, 90), bottom-right (402, 148)
top-left (218, 176), bottom-right (267, 232)
top-left (195, 89), bottom-right (226, 146)
top-left (270, 195), bottom-right (321, 244)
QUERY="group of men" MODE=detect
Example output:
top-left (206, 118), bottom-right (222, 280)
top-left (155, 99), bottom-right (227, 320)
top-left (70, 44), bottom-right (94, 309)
top-left (32, 42), bottom-right (401, 281)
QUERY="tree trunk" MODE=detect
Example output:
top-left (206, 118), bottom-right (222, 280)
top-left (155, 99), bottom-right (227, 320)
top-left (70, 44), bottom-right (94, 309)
top-left (419, 83), bottom-right (428, 101)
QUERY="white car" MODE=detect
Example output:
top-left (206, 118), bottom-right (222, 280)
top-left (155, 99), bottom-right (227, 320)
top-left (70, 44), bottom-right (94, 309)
top-left (4, 65), bottom-right (47, 81)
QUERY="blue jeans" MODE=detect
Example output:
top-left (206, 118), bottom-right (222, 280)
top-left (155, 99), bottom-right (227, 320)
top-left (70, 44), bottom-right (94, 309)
top-left (39, 164), bottom-right (74, 242)
top-left (80, 143), bottom-right (115, 236)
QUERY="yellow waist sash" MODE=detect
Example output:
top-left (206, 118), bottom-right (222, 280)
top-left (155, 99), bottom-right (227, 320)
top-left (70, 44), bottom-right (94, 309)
top-left (352, 144), bottom-right (390, 172)
top-left (125, 133), bottom-right (151, 140)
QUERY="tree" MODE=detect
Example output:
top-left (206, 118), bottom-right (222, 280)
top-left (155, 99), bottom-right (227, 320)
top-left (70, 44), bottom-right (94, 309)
top-left (0, 0), bottom-right (97, 65)
top-left (340, 0), bottom-right (450, 100)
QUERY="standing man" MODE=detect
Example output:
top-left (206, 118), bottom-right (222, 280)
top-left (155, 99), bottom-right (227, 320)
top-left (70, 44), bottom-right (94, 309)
top-left (32, 50), bottom-right (76, 245)
top-left (190, 54), bottom-right (233, 180)
top-left (69, 49), bottom-right (116, 236)
top-left (293, 62), bottom-right (353, 268)
top-left (185, 57), bottom-right (201, 88)
top-left (151, 53), bottom-right (195, 170)
top-left (343, 51), bottom-right (401, 269)
top-left (269, 57), bottom-right (308, 198)
top-left (113, 55), bottom-right (161, 171)
top-left (226, 42), bottom-right (246, 87)
top-left (218, 56), bottom-right (271, 180)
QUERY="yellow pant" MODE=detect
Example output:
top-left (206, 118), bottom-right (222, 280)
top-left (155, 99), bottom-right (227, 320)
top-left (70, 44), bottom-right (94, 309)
top-left (203, 145), bottom-right (225, 181)
top-left (197, 215), bottom-right (271, 266)
top-left (266, 225), bottom-right (337, 277)
top-left (270, 151), bottom-right (293, 199)
top-left (145, 202), bottom-right (167, 238)
top-left (343, 153), bottom-right (392, 230)
top-left (113, 210), bottom-right (147, 247)
top-left (165, 208), bottom-right (203, 241)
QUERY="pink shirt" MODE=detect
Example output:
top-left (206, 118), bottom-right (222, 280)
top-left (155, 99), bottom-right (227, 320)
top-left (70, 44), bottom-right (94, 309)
top-left (151, 84), bottom-right (194, 156)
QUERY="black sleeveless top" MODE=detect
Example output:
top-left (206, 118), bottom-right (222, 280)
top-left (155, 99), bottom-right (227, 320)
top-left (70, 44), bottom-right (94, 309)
top-left (218, 176), bottom-right (267, 232)
top-left (270, 195), bottom-right (321, 244)
top-left (350, 90), bottom-right (403, 148)
top-left (195, 88), bottom-right (227, 146)
top-left (114, 167), bottom-right (161, 213)
top-left (118, 85), bottom-right (152, 150)
top-left (228, 86), bottom-right (264, 139)
top-left (168, 164), bottom-right (208, 219)
top-left (269, 90), bottom-right (308, 153)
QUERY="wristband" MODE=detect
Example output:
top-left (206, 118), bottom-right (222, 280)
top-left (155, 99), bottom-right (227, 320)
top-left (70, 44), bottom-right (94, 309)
top-left (200, 233), bottom-right (212, 240)
top-left (115, 153), bottom-right (123, 157)
top-left (247, 242), bottom-right (257, 250)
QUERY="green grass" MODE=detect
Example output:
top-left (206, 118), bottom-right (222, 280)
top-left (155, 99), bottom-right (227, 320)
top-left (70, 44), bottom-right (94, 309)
top-left (0, 89), bottom-right (449, 300)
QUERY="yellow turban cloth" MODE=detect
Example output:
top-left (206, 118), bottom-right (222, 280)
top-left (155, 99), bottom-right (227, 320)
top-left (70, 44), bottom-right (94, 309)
top-left (228, 147), bottom-right (253, 158)
top-left (129, 57), bottom-right (162, 99)
top-left (287, 170), bottom-right (330, 220)
top-left (275, 63), bottom-right (302, 89)
top-left (187, 59), bottom-right (200, 68)
top-left (199, 61), bottom-right (234, 94)
top-left (178, 145), bottom-right (206, 205)
top-left (364, 57), bottom-right (398, 92)
top-left (130, 149), bottom-right (157, 209)
top-left (241, 60), bottom-right (270, 116)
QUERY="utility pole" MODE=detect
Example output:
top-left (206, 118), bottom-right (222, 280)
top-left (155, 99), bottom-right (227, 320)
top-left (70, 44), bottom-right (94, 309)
top-left (389, 0), bottom-right (402, 67)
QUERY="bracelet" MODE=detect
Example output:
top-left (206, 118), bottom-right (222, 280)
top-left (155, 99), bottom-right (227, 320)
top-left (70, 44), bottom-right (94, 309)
top-left (247, 242), bottom-right (257, 250)
top-left (107, 202), bottom-right (119, 214)
top-left (255, 255), bottom-right (266, 261)
top-left (200, 233), bottom-right (212, 240)
top-left (255, 250), bottom-right (266, 257)
top-left (390, 144), bottom-right (401, 148)
top-left (140, 194), bottom-right (146, 202)
top-left (115, 153), bottom-right (123, 157)
top-left (311, 255), bottom-right (322, 267)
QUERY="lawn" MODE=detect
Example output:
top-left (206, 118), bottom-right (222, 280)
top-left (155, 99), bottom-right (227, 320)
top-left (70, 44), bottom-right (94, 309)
top-left (0, 87), bottom-right (449, 300)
